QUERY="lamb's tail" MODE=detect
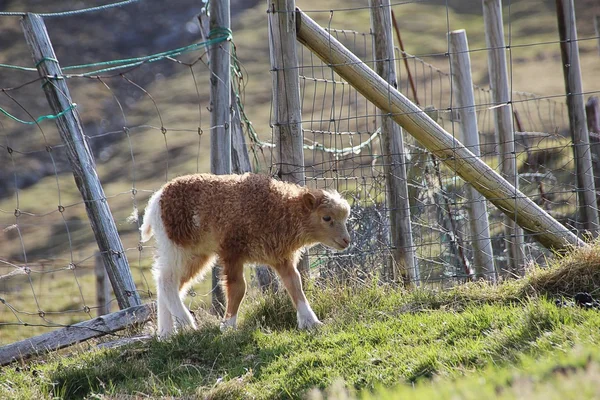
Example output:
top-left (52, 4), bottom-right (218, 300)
top-left (140, 189), bottom-right (163, 243)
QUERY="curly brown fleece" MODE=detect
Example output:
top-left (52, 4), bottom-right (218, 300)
top-left (143, 172), bottom-right (351, 335)
top-left (161, 173), bottom-right (321, 266)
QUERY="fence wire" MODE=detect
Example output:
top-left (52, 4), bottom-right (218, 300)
top-left (260, 1), bottom-right (600, 287)
top-left (1, 0), bottom-right (600, 346)
top-left (0, 6), bottom-right (224, 343)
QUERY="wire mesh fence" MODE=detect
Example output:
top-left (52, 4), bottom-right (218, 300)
top-left (258, 1), bottom-right (596, 288)
top-left (1, 0), bottom-right (600, 346)
top-left (0, 2), bottom-right (226, 344)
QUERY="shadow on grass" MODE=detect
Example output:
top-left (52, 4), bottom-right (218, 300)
top-left (46, 274), bottom-right (600, 399)
top-left (49, 322), bottom-right (295, 399)
top-left (49, 286), bottom-right (328, 398)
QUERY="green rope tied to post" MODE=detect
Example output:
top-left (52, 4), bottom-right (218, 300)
top-left (35, 57), bottom-right (59, 68)
top-left (62, 29), bottom-right (232, 76)
top-left (0, 103), bottom-right (77, 125)
top-left (0, 63), bottom-right (37, 72)
top-left (207, 27), bottom-right (233, 41)
top-left (0, 27), bottom-right (232, 75)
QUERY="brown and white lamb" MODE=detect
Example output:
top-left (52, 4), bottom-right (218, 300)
top-left (140, 172), bottom-right (351, 338)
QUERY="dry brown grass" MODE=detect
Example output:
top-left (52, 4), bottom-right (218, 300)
top-left (523, 241), bottom-right (600, 298)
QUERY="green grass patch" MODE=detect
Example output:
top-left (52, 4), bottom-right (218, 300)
top-left (3, 253), bottom-right (600, 399)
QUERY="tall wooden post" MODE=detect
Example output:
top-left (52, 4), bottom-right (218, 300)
top-left (267, 0), bottom-right (309, 277)
top-left (595, 16), bottom-right (600, 57)
top-left (199, 10), bottom-right (249, 177)
top-left (208, 0), bottom-right (232, 316)
top-left (199, 9), bottom-right (279, 293)
top-left (449, 29), bottom-right (497, 282)
top-left (21, 14), bottom-right (141, 309)
top-left (588, 97), bottom-right (600, 134)
top-left (369, 0), bottom-right (419, 286)
top-left (587, 96), bottom-right (600, 209)
top-left (295, 8), bottom-right (586, 252)
top-left (556, 0), bottom-right (599, 236)
top-left (482, 0), bottom-right (525, 276)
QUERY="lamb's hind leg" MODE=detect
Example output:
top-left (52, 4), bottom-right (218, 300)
top-left (156, 289), bottom-right (173, 338)
top-left (180, 254), bottom-right (215, 293)
top-left (155, 248), bottom-right (196, 338)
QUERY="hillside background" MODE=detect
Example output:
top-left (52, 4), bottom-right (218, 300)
top-left (1, 0), bottom-right (600, 342)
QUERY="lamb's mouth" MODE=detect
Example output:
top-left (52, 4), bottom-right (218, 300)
top-left (333, 240), bottom-right (349, 250)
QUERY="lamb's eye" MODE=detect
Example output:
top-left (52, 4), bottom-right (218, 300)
top-left (322, 216), bottom-right (332, 222)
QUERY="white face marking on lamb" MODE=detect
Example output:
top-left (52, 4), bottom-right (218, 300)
top-left (318, 191), bottom-right (351, 250)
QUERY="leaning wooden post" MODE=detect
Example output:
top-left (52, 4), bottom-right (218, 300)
top-left (267, 0), bottom-right (309, 277)
top-left (449, 29), bottom-right (497, 282)
top-left (295, 8), bottom-right (586, 252)
top-left (95, 252), bottom-right (111, 316)
top-left (21, 14), bottom-right (141, 309)
top-left (482, 0), bottom-right (525, 276)
top-left (369, 0), bottom-right (419, 286)
top-left (208, 0), bottom-right (232, 316)
top-left (556, 0), bottom-right (599, 237)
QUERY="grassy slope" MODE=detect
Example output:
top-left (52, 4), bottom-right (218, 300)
top-left (2, 244), bottom-right (600, 399)
top-left (1, 0), bottom-right (600, 378)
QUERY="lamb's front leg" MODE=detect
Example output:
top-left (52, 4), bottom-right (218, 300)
top-left (276, 262), bottom-right (322, 330)
top-left (221, 259), bottom-right (246, 331)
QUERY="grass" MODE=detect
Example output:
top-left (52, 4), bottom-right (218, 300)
top-left (324, 347), bottom-right (600, 400)
top-left (2, 243), bottom-right (600, 399)
top-left (2, 0), bottom-right (600, 392)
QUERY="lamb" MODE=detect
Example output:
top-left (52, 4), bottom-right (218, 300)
top-left (140, 172), bottom-right (351, 338)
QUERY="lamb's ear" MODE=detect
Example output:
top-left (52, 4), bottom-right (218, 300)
top-left (302, 192), bottom-right (318, 211)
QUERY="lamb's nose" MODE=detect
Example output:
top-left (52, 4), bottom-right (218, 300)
top-left (342, 237), bottom-right (350, 246)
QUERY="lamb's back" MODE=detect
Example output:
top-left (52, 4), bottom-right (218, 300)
top-left (160, 173), bottom-right (303, 253)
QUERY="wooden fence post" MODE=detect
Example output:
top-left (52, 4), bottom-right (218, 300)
top-left (556, 0), bottom-right (599, 237)
top-left (95, 252), bottom-right (111, 316)
top-left (295, 8), bottom-right (586, 252)
top-left (369, 0), bottom-right (419, 286)
top-left (482, 0), bottom-right (525, 276)
top-left (587, 97), bottom-right (600, 134)
top-left (587, 96), bottom-right (600, 208)
top-left (595, 15), bottom-right (600, 57)
top-left (21, 14), bottom-right (141, 309)
top-left (199, 9), bottom-right (279, 293)
top-left (449, 29), bottom-right (497, 282)
top-left (208, 0), bottom-right (232, 316)
top-left (267, 0), bottom-right (309, 277)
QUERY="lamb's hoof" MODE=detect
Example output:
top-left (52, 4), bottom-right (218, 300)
top-left (157, 329), bottom-right (174, 341)
top-left (220, 316), bottom-right (237, 332)
top-left (169, 321), bottom-right (196, 337)
top-left (298, 318), bottom-right (323, 331)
